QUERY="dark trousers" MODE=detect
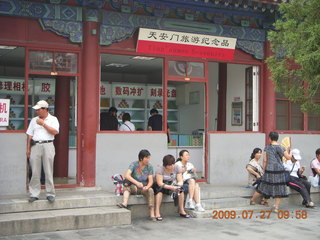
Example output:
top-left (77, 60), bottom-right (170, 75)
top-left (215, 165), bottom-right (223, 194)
top-left (287, 176), bottom-right (312, 203)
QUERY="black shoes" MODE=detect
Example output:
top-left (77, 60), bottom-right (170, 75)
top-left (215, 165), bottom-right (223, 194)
top-left (28, 197), bottom-right (39, 203)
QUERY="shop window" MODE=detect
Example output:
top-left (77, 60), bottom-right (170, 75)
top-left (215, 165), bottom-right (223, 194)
top-left (29, 51), bottom-right (77, 74)
top-left (308, 91), bottom-right (320, 131)
top-left (0, 46), bottom-right (25, 130)
top-left (100, 54), bottom-right (163, 131)
top-left (276, 92), bottom-right (303, 130)
top-left (276, 89), bottom-right (320, 131)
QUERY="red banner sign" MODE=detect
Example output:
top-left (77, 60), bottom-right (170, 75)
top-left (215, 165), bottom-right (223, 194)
top-left (137, 28), bottom-right (237, 60)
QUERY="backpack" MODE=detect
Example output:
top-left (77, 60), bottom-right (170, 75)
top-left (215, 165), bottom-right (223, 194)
top-left (111, 174), bottom-right (124, 196)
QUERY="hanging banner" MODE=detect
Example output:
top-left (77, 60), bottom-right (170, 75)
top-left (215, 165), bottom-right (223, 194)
top-left (137, 28), bottom-right (237, 60)
top-left (111, 83), bottom-right (146, 99)
top-left (0, 99), bottom-right (10, 126)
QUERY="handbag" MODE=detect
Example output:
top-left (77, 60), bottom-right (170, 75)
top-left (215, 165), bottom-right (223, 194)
top-left (308, 174), bottom-right (319, 187)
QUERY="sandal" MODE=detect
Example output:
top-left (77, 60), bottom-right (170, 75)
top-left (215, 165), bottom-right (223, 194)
top-left (306, 202), bottom-right (314, 208)
top-left (260, 199), bottom-right (269, 206)
top-left (155, 217), bottom-right (163, 221)
top-left (117, 203), bottom-right (128, 209)
top-left (179, 213), bottom-right (191, 218)
top-left (272, 206), bottom-right (279, 213)
top-left (250, 200), bottom-right (256, 205)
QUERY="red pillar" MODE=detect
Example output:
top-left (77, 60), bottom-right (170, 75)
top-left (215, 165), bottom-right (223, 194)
top-left (78, 21), bottom-right (99, 186)
top-left (54, 76), bottom-right (70, 177)
top-left (263, 41), bottom-right (276, 141)
top-left (217, 63), bottom-right (227, 131)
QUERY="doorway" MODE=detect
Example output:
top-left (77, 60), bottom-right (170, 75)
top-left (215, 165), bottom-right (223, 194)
top-left (27, 74), bottom-right (77, 186)
top-left (166, 60), bottom-right (208, 180)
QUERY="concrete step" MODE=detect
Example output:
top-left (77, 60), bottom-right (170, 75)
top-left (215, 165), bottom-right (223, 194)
top-left (201, 197), bottom-right (250, 210)
top-left (0, 190), bottom-right (118, 214)
top-left (0, 206), bottom-right (130, 237)
top-left (199, 185), bottom-right (254, 199)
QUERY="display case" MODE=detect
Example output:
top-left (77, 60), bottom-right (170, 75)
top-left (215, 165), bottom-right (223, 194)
top-left (100, 82), bottom-right (178, 131)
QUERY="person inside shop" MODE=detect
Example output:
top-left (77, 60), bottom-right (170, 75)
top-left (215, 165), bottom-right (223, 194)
top-left (147, 108), bottom-right (162, 131)
top-left (118, 112), bottom-right (135, 131)
top-left (100, 106), bottom-right (119, 130)
top-left (154, 154), bottom-right (191, 221)
top-left (311, 148), bottom-right (320, 177)
top-left (175, 150), bottom-right (205, 212)
top-left (283, 148), bottom-right (314, 208)
top-left (26, 100), bottom-right (59, 203)
top-left (117, 149), bottom-right (155, 220)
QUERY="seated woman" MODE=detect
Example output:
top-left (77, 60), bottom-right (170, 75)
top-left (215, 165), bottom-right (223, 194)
top-left (175, 150), bottom-right (204, 212)
top-left (247, 148), bottom-right (268, 206)
top-left (283, 148), bottom-right (314, 208)
top-left (117, 149), bottom-right (155, 220)
top-left (154, 154), bottom-right (191, 221)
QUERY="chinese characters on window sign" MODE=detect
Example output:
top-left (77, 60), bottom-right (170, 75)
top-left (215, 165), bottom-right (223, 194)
top-left (0, 79), bottom-right (56, 95)
top-left (0, 99), bottom-right (10, 126)
top-left (137, 28), bottom-right (237, 60)
top-left (147, 86), bottom-right (176, 100)
top-left (101, 83), bottom-right (176, 100)
top-left (0, 80), bottom-right (26, 93)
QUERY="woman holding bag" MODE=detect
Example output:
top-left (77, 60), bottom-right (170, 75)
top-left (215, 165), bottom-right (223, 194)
top-left (246, 148), bottom-right (268, 206)
top-left (154, 154), bottom-right (190, 221)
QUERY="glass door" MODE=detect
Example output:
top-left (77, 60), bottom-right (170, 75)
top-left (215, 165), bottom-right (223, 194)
top-left (165, 59), bottom-right (208, 180)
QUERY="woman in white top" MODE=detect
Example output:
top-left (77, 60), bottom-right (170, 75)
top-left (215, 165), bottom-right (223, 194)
top-left (247, 148), bottom-right (269, 206)
top-left (175, 150), bottom-right (204, 212)
top-left (118, 113), bottom-right (135, 131)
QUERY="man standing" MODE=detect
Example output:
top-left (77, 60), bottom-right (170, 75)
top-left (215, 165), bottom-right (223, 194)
top-left (26, 100), bottom-right (59, 203)
top-left (100, 107), bottom-right (119, 130)
top-left (147, 108), bottom-right (162, 131)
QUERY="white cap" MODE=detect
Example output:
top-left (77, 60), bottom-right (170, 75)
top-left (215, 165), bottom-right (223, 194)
top-left (32, 100), bottom-right (49, 110)
top-left (291, 148), bottom-right (302, 160)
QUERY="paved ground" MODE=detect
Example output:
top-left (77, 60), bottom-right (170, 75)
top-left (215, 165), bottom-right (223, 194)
top-left (1, 204), bottom-right (319, 240)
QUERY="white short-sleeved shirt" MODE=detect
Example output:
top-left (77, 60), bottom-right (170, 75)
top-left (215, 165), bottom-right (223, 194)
top-left (118, 121), bottom-right (135, 131)
top-left (283, 160), bottom-right (300, 178)
top-left (26, 113), bottom-right (59, 141)
top-left (175, 161), bottom-right (194, 181)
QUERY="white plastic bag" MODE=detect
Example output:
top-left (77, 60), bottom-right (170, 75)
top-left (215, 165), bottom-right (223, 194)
top-left (308, 175), bottom-right (319, 187)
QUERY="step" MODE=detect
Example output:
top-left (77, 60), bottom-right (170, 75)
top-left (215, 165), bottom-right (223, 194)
top-left (0, 191), bottom-right (118, 214)
top-left (201, 197), bottom-right (250, 210)
top-left (199, 185), bottom-right (254, 199)
top-left (0, 206), bottom-right (130, 237)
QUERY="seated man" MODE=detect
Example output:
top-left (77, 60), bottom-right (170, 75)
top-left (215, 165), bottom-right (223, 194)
top-left (117, 149), bottom-right (155, 220)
